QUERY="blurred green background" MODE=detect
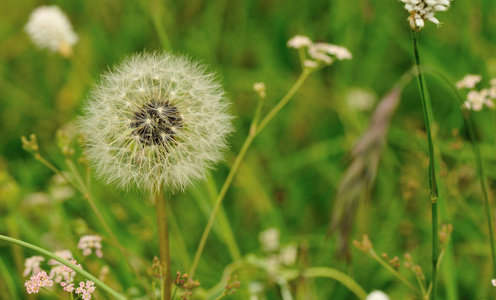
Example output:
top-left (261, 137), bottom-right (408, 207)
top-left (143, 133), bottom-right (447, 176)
top-left (1, 0), bottom-right (496, 299)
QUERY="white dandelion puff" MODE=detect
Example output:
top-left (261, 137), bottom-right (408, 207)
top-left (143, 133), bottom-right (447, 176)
top-left (80, 52), bottom-right (233, 193)
top-left (24, 6), bottom-right (78, 57)
top-left (399, 0), bottom-right (452, 30)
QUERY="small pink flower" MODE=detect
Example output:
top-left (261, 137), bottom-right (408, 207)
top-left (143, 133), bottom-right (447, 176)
top-left (24, 271), bottom-right (53, 294)
top-left (78, 235), bottom-right (103, 258)
top-left (75, 280), bottom-right (96, 300)
top-left (492, 279), bottom-right (496, 287)
top-left (60, 281), bottom-right (75, 292)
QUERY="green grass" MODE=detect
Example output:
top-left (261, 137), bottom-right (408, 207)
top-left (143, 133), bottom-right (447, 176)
top-left (1, 0), bottom-right (496, 299)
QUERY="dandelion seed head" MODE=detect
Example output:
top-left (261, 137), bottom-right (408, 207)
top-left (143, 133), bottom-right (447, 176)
top-left (80, 52), bottom-right (233, 193)
top-left (24, 5), bottom-right (78, 56)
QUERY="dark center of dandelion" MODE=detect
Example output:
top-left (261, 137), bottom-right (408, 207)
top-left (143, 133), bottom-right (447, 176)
top-left (131, 101), bottom-right (183, 147)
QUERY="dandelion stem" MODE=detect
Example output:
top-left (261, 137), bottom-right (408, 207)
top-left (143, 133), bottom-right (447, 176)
top-left (0, 234), bottom-right (126, 300)
top-left (156, 192), bottom-right (172, 300)
top-left (189, 69), bottom-right (312, 278)
top-left (411, 30), bottom-right (439, 300)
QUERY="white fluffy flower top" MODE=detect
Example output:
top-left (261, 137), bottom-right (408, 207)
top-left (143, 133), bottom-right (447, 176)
top-left (25, 6), bottom-right (78, 56)
top-left (400, 0), bottom-right (452, 30)
top-left (80, 52), bottom-right (233, 193)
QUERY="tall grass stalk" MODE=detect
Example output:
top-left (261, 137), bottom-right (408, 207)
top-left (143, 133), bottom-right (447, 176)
top-left (0, 235), bottom-right (126, 300)
top-left (155, 193), bottom-right (172, 300)
top-left (424, 67), bottom-right (496, 276)
top-left (189, 68), bottom-right (312, 277)
top-left (411, 30), bottom-right (439, 300)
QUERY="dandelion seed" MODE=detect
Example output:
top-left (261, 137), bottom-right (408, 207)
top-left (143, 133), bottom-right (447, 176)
top-left (80, 52), bottom-right (233, 193)
top-left (23, 256), bottom-right (45, 277)
top-left (77, 235), bottom-right (103, 258)
top-left (456, 74), bottom-right (482, 89)
top-left (25, 271), bottom-right (53, 294)
top-left (24, 5), bottom-right (78, 57)
top-left (366, 290), bottom-right (390, 300)
top-left (400, 0), bottom-right (452, 30)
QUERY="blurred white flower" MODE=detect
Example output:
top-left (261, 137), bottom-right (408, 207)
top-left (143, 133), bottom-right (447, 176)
top-left (259, 228), bottom-right (280, 252)
top-left (23, 256), bottom-right (45, 277)
top-left (253, 82), bottom-right (267, 98)
top-left (279, 243), bottom-right (298, 266)
top-left (287, 35), bottom-right (352, 68)
top-left (346, 88), bottom-right (377, 111)
top-left (400, 0), bottom-right (452, 30)
top-left (48, 250), bottom-right (74, 265)
top-left (80, 52), bottom-right (233, 192)
top-left (77, 235), bottom-right (103, 258)
top-left (24, 5), bottom-right (78, 57)
top-left (366, 290), bottom-right (390, 300)
top-left (287, 35), bottom-right (312, 49)
top-left (456, 74), bottom-right (482, 89)
top-left (492, 278), bottom-right (496, 286)
top-left (490, 78), bottom-right (496, 87)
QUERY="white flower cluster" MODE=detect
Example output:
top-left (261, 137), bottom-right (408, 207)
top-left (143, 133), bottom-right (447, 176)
top-left (400, 0), bottom-right (452, 30)
top-left (81, 52), bottom-right (233, 192)
top-left (287, 35), bottom-right (352, 67)
top-left (457, 74), bottom-right (496, 111)
top-left (77, 235), bottom-right (103, 258)
top-left (24, 5), bottom-right (78, 56)
top-left (366, 290), bottom-right (390, 300)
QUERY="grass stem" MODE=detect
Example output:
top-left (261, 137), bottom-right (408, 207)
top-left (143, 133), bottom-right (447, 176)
top-left (411, 30), bottom-right (439, 300)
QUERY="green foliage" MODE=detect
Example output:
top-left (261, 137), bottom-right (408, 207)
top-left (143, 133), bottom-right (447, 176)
top-left (1, 0), bottom-right (496, 299)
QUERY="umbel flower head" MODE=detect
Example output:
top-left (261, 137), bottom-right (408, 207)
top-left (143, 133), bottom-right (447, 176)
top-left (400, 0), bottom-right (452, 30)
top-left (24, 5), bottom-right (78, 57)
top-left (81, 52), bottom-right (233, 193)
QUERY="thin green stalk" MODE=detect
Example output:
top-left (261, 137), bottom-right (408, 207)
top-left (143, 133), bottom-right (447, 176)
top-left (0, 235), bottom-right (126, 300)
top-left (411, 30), bottom-right (439, 300)
top-left (65, 158), bottom-right (149, 289)
top-left (150, 0), bottom-right (172, 49)
top-left (189, 69), bottom-right (312, 278)
top-left (302, 268), bottom-right (368, 300)
top-left (156, 193), bottom-right (172, 300)
top-left (423, 66), bottom-right (496, 276)
top-left (369, 251), bottom-right (422, 296)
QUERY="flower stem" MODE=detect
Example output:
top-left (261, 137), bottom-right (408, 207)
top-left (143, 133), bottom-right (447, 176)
top-left (189, 69), bottom-right (312, 278)
top-left (0, 235), bottom-right (126, 300)
top-left (156, 192), bottom-right (172, 300)
top-left (423, 66), bottom-right (496, 276)
top-left (411, 30), bottom-right (439, 300)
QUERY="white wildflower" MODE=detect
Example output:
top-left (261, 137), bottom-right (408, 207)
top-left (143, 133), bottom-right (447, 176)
top-left (366, 290), bottom-right (390, 300)
top-left (400, 0), bottom-right (452, 30)
top-left (492, 278), bottom-right (496, 287)
top-left (48, 250), bottom-right (74, 265)
top-left (80, 52), bottom-right (233, 193)
top-left (303, 60), bottom-right (319, 69)
top-left (259, 228), bottom-right (280, 252)
top-left (23, 256), bottom-right (45, 277)
top-left (253, 82), bottom-right (266, 98)
top-left (456, 74), bottom-right (482, 89)
top-left (24, 6), bottom-right (78, 57)
top-left (463, 90), bottom-right (493, 111)
top-left (77, 235), bottom-right (103, 258)
top-left (279, 243), bottom-right (298, 266)
top-left (490, 78), bottom-right (496, 87)
top-left (287, 35), bottom-right (312, 49)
